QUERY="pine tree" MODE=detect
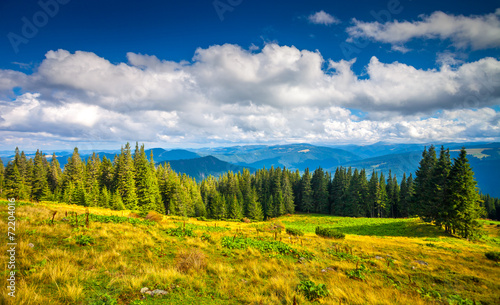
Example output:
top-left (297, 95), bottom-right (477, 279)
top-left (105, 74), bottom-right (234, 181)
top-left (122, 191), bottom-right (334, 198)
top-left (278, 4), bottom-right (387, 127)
top-left (432, 146), bottom-right (452, 228)
top-left (47, 153), bottom-right (62, 197)
top-left (134, 144), bottom-right (161, 215)
top-left (312, 167), bottom-right (329, 214)
top-left (398, 173), bottom-right (411, 217)
top-left (282, 171), bottom-right (295, 214)
top-left (413, 145), bottom-right (437, 221)
top-left (300, 168), bottom-right (314, 213)
top-left (367, 170), bottom-right (379, 218)
top-left (114, 143), bottom-right (138, 210)
top-left (247, 188), bottom-right (264, 220)
top-left (446, 148), bottom-right (484, 238)
top-left (378, 173), bottom-right (388, 217)
top-left (31, 150), bottom-right (51, 201)
top-left (4, 162), bottom-right (28, 200)
top-left (0, 158), bottom-right (4, 197)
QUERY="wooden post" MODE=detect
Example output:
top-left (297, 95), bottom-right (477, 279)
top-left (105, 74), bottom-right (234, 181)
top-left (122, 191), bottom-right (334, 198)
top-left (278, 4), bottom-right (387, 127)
top-left (51, 211), bottom-right (57, 225)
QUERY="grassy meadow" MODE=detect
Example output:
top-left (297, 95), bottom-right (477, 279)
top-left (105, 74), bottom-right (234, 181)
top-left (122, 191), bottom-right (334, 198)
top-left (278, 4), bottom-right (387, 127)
top-left (1, 200), bottom-right (500, 305)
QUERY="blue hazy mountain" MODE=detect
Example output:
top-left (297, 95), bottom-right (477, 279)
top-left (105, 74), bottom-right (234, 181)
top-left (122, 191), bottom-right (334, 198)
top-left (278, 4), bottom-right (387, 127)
top-left (194, 143), bottom-right (361, 171)
top-left (160, 156), bottom-right (255, 181)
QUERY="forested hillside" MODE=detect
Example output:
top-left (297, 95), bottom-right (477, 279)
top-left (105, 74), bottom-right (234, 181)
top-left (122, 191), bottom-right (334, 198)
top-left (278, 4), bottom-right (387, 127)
top-left (1, 143), bottom-right (498, 238)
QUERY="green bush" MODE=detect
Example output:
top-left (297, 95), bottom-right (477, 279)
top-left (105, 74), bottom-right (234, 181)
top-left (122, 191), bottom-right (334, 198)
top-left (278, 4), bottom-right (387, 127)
top-left (297, 280), bottom-right (329, 301)
top-left (315, 226), bottom-right (345, 239)
top-left (286, 227), bottom-right (304, 236)
top-left (74, 234), bottom-right (95, 246)
top-left (485, 251), bottom-right (500, 262)
top-left (165, 226), bottom-right (197, 238)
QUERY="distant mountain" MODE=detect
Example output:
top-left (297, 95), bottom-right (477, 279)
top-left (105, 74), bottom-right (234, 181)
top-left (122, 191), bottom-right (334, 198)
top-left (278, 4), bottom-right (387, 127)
top-left (145, 148), bottom-right (199, 162)
top-left (195, 143), bottom-right (360, 171)
top-left (337, 146), bottom-right (500, 197)
top-left (337, 151), bottom-right (423, 181)
top-left (160, 156), bottom-right (255, 181)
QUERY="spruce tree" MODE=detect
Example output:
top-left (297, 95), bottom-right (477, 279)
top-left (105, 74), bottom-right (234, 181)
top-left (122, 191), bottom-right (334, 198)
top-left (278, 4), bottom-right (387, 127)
top-left (247, 188), bottom-right (264, 220)
top-left (446, 148), bottom-right (484, 238)
top-left (413, 146), bottom-right (437, 221)
top-left (312, 167), bottom-right (329, 214)
top-left (47, 153), bottom-right (62, 197)
top-left (300, 168), bottom-right (314, 213)
top-left (4, 162), bottom-right (28, 200)
top-left (431, 146), bottom-right (452, 228)
top-left (31, 150), bottom-right (51, 201)
top-left (282, 171), bottom-right (295, 214)
top-left (0, 158), bottom-right (4, 197)
top-left (134, 144), bottom-right (160, 215)
top-left (115, 143), bottom-right (138, 210)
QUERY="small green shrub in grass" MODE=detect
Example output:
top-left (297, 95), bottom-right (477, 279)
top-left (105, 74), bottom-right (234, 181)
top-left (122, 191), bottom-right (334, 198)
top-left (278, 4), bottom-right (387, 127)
top-left (297, 280), bottom-right (329, 301)
top-left (315, 226), bottom-right (345, 239)
top-left (74, 234), bottom-right (95, 246)
top-left (485, 251), bottom-right (500, 262)
top-left (286, 227), bottom-right (304, 236)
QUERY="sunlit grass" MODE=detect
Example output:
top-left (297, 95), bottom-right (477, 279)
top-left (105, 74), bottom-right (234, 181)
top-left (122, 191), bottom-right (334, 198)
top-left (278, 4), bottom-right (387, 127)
top-left (1, 199), bottom-right (499, 304)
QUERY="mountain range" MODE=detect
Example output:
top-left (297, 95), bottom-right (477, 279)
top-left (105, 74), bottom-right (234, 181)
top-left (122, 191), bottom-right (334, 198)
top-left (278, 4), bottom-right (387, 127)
top-left (1, 142), bottom-right (499, 197)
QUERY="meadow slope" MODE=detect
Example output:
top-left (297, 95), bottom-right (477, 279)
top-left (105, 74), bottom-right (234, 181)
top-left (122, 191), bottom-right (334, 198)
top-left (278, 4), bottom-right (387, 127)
top-left (1, 200), bottom-right (499, 305)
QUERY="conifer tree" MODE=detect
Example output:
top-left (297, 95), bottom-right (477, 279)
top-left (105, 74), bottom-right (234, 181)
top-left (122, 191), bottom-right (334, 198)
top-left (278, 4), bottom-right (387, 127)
top-left (4, 162), bottom-right (28, 200)
top-left (446, 148), bottom-right (484, 238)
top-left (134, 144), bottom-right (161, 215)
top-left (431, 146), bottom-right (452, 227)
top-left (31, 150), bottom-right (51, 201)
top-left (114, 143), bottom-right (138, 210)
top-left (0, 158), bottom-right (4, 196)
top-left (300, 168), bottom-right (314, 213)
top-left (282, 171), bottom-right (295, 214)
top-left (312, 167), bottom-right (329, 214)
top-left (247, 188), bottom-right (264, 220)
top-left (413, 145), bottom-right (437, 220)
top-left (47, 153), bottom-right (62, 198)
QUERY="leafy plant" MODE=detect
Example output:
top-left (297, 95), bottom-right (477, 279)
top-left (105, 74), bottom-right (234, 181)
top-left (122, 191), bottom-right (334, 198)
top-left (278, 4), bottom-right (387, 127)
top-left (221, 236), bottom-right (313, 259)
top-left (485, 251), bottom-right (500, 262)
top-left (297, 280), bottom-right (329, 301)
top-left (74, 234), bottom-right (95, 246)
top-left (165, 226), bottom-right (197, 238)
top-left (88, 293), bottom-right (118, 305)
top-left (346, 263), bottom-right (368, 281)
top-left (315, 226), bottom-right (345, 239)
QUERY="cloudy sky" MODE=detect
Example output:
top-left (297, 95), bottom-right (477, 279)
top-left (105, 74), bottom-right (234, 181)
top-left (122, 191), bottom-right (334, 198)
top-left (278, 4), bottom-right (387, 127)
top-left (0, 0), bottom-right (499, 151)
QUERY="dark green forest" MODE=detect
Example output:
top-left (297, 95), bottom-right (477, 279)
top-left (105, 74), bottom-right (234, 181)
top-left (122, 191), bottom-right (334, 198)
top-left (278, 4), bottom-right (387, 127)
top-left (1, 143), bottom-right (498, 238)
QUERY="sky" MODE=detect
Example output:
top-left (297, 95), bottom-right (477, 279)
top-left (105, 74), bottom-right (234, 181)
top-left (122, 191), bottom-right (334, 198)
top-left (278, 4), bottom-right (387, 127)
top-left (0, 0), bottom-right (499, 151)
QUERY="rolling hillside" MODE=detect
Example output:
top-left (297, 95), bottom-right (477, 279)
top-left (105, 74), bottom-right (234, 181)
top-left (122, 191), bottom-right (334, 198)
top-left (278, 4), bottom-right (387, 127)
top-left (160, 156), bottom-right (255, 181)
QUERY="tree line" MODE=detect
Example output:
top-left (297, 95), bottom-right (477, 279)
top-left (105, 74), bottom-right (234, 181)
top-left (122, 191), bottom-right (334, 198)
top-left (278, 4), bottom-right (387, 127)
top-left (0, 143), bottom-right (498, 238)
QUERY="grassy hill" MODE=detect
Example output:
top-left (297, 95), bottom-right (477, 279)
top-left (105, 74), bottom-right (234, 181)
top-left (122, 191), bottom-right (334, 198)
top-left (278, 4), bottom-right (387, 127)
top-left (3, 200), bottom-right (500, 305)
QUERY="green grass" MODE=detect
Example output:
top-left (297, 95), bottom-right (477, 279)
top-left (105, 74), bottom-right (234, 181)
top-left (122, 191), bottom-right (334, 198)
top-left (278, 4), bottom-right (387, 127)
top-left (283, 213), bottom-right (446, 237)
top-left (3, 200), bottom-right (500, 305)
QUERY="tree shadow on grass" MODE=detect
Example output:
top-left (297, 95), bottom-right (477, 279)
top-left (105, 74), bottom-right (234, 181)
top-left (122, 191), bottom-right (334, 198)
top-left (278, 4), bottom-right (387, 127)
top-left (338, 220), bottom-right (450, 238)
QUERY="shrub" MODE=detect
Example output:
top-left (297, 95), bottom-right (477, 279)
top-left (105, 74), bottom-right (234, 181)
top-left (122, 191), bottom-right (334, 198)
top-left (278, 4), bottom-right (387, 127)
top-left (297, 280), bottom-right (329, 301)
top-left (145, 211), bottom-right (163, 223)
top-left (175, 248), bottom-right (207, 273)
top-left (485, 251), bottom-right (500, 262)
top-left (74, 234), bottom-right (95, 246)
top-left (315, 226), bottom-right (345, 239)
top-left (165, 226), bottom-right (197, 238)
top-left (286, 227), bottom-right (304, 236)
top-left (242, 217), bottom-right (251, 223)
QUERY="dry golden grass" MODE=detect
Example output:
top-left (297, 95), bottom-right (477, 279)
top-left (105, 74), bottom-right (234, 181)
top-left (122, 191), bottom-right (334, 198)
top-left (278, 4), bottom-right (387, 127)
top-left (175, 248), bottom-right (208, 273)
top-left (1, 200), bottom-right (499, 305)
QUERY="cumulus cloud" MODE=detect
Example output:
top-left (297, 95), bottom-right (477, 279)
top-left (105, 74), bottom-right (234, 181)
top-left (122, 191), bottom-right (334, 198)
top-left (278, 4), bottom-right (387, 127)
top-left (346, 9), bottom-right (500, 50)
top-left (308, 10), bottom-right (340, 25)
top-left (0, 44), bottom-right (499, 148)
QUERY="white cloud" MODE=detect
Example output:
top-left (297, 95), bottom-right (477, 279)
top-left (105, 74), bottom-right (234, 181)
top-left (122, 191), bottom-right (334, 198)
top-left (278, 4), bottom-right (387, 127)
top-left (308, 10), bottom-right (340, 25)
top-left (0, 44), bottom-right (499, 149)
top-left (347, 9), bottom-right (500, 50)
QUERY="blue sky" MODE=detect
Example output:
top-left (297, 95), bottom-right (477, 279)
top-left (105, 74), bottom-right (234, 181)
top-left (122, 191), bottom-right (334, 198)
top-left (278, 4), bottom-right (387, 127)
top-left (0, 0), bottom-right (499, 150)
